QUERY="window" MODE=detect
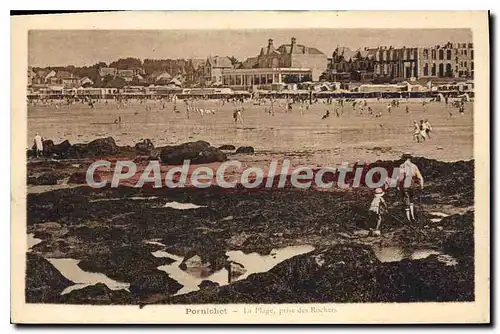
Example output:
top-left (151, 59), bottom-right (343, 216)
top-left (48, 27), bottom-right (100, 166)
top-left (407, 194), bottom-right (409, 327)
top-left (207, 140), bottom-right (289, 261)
top-left (431, 49), bottom-right (436, 60)
top-left (468, 43), bottom-right (473, 48)
top-left (445, 63), bottom-right (452, 77)
top-left (423, 49), bottom-right (429, 59)
top-left (471, 62), bottom-right (474, 70)
top-left (446, 50), bottom-right (452, 60)
top-left (423, 63), bottom-right (429, 76)
top-left (459, 70), bottom-right (463, 76)
top-left (438, 63), bottom-right (444, 77)
top-left (431, 63), bottom-right (436, 76)
top-left (464, 50), bottom-right (467, 56)
top-left (439, 49), bottom-right (444, 60)
top-left (471, 50), bottom-right (474, 59)
top-left (464, 61), bottom-right (468, 68)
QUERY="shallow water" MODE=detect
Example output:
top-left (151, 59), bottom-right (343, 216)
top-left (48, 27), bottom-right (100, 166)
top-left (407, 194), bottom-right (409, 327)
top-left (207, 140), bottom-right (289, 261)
top-left (89, 196), bottom-right (159, 203)
top-left (226, 245), bottom-right (316, 281)
top-left (163, 201), bottom-right (206, 210)
top-left (372, 246), bottom-right (441, 262)
top-left (47, 258), bottom-right (130, 295)
top-left (27, 233), bottom-right (42, 250)
top-left (429, 212), bottom-right (450, 218)
top-left (155, 244), bottom-right (315, 296)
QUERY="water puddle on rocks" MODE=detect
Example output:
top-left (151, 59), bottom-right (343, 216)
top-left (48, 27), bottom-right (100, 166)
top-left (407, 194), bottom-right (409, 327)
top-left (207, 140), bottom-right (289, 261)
top-left (428, 212), bottom-right (450, 223)
top-left (372, 246), bottom-right (441, 262)
top-left (153, 244), bottom-right (315, 296)
top-left (47, 258), bottom-right (130, 295)
top-left (27, 233), bottom-right (42, 250)
top-left (372, 245), bottom-right (457, 266)
top-left (163, 201), bottom-right (206, 210)
top-left (89, 196), bottom-right (159, 203)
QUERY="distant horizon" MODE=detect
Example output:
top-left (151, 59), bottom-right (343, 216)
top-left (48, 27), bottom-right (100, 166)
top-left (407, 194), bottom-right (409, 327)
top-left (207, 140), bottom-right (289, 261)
top-left (29, 29), bottom-right (472, 68)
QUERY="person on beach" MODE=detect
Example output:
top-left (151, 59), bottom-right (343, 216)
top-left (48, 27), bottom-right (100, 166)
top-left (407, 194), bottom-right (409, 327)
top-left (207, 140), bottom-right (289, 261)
top-left (33, 133), bottom-right (43, 158)
top-left (412, 121), bottom-right (422, 142)
top-left (387, 103), bottom-right (392, 114)
top-left (321, 109), bottom-right (330, 120)
top-left (419, 120), bottom-right (428, 141)
top-left (397, 152), bottom-right (424, 223)
top-left (459, 105), bottom-right (465, 115)
top-left (233, 108), bottom-right (243, 124)
top-left (368, 188), bottom-right (387, 236)
top-left (424, 119), bottom-right (432, 139)
top-left (405, 105), bottom-right (410, 113)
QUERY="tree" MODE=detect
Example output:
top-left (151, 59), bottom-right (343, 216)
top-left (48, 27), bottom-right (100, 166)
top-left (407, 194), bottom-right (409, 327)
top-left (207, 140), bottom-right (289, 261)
top-left (109, 57), bottom-right (142, 70)
top-left (105, 76), bottom-right (127, 88)
top-left (92, 62), bottom-right (108, 69)
top-left (228, 56), bottom-right (239, 67)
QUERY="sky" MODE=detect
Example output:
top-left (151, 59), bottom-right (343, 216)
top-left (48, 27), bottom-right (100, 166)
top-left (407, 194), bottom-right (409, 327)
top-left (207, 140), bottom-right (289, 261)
top-left (28, 29), bottom-right (472, 67)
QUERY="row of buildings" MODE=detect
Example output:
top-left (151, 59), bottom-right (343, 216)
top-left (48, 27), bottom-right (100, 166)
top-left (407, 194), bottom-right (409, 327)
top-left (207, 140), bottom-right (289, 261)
top-left (28, 38), bottom-right (474, 93)
top-left (324, 42), bottom-right (474, 83)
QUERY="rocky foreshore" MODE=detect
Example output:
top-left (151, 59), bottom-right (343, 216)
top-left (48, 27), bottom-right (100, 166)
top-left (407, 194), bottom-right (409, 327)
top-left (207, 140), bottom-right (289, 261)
top-left (25, 136), bottom-right (475, 305)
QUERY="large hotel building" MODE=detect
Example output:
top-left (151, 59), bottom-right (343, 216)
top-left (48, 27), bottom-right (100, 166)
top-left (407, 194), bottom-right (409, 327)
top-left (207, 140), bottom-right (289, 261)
top-left (220, 37), bottom-right (328, 90)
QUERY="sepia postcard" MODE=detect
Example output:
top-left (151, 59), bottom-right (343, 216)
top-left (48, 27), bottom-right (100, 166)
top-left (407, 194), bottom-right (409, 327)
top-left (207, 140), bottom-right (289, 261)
top-left (11, 11), bottom-right (490, 324)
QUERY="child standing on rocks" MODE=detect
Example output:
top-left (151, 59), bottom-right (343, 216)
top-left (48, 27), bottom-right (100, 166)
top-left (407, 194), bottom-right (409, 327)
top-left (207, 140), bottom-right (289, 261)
top-left (368, 188), bottom-right (387, 236)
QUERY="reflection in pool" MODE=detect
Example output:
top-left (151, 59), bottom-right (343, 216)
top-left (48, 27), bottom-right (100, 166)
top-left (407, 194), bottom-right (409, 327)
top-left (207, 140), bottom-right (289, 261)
top-left (155, 245), bottom-right (315, 296)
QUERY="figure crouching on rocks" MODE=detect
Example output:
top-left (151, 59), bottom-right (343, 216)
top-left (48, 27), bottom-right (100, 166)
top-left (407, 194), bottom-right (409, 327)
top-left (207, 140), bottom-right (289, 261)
top-left (397, 152), bottom-right (424, 223)
top-left (368, 187), bottom-right (387, 236)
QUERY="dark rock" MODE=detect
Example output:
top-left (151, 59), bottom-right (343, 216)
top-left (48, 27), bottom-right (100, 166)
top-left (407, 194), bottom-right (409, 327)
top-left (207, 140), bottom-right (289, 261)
top-left (69, 143), bottom-right (89, 158)
top-left (52, 140), bottom-right (72, 157)
top-left (235, 146), bottom-right (255, 154)
top-left (218, 145), bottom-right (236, 151)
top-left (159, 141), bottom-right (212, 165)
top-left (59, 283), bottom-right (133, 305)
top-left (135, 139), bottom-right (155, 155)
top-left (198, 280), bottom-right (220, 289)
top-left (77, 245), bottom-right (172, 283)
top-left (191, 146), bottom-right (227, 164)
top-left (375, 255), bottom-right (474, 302)
top-left (32, 139), bottom-right (73, 158)
top-left (129, 270), bottom-right (183, 296)
top-left (27, 172), bottom-right (67, 185)
top-left (86, 137), bottom-right (119, 157)
top-left (68, 171), bottom-right (102, 185)
top-left (240, 235), bottom-right (274, 255)
top-left (25, 253), bottom-right (74, 303)
top-left (40, 140), bottom-right (55, 157)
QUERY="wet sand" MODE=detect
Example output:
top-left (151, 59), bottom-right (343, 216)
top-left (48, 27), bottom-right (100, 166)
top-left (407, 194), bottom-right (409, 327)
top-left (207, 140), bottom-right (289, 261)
top-left (28, 100), bottom-right (473, 163)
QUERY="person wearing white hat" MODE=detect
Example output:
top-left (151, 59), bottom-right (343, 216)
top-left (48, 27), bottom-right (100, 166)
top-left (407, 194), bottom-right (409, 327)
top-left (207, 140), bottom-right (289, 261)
top-left (368, 187), bottom-right (387, 236)
top-left (397, 152), bottom-right (424, 222)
